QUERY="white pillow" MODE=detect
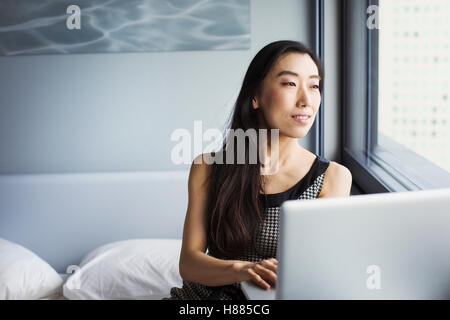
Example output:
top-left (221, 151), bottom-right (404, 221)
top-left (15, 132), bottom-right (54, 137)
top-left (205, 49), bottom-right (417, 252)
top-left (0, 238), bottom-right (63, 300)
top-left (63, 239), bottom-right (183, 300)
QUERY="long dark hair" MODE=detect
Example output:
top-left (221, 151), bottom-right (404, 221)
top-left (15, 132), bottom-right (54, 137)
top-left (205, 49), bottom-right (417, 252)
top-left (206, 40), bottom-right (324, 258)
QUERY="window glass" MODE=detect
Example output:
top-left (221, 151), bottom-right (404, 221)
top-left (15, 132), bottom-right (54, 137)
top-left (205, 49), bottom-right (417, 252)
top-left (378, 0), bottom-right (450, 172)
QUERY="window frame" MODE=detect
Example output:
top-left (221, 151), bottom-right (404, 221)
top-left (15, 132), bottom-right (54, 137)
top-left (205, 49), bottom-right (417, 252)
top-left (314, 0), bottom-right (325, 157)
top-left (341, 0), bottom-right (450, 194)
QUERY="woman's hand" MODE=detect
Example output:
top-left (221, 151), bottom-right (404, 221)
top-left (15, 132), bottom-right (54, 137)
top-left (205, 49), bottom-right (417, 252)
top-left (232, 258), bottom-right (278, 290)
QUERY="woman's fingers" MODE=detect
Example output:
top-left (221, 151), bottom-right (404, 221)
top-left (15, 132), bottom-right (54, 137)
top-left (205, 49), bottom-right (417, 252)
top-left (248, 268), bottom-right (271, 290)
top-left (260, 259), bottom-right (277, 273)
top-left (236, 258), bottom-right (278, 289)
top-left (254, 263), bottom-right (277, 287)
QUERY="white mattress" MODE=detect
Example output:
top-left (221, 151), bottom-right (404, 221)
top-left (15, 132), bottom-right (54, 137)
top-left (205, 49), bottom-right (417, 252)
top-left (40, 274), bottom-right (171, 300)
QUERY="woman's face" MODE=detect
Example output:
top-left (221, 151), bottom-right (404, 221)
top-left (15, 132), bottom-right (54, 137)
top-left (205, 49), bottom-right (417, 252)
top-left (252, 52), bottom-right (322, 139)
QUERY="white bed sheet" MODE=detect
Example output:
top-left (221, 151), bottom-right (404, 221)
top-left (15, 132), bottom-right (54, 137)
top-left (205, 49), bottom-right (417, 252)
top-left (40, 274), bottom-right (172, 300)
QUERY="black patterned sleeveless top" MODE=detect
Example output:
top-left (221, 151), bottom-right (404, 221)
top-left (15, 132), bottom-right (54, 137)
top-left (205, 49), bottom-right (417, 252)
top-left (164, 154), bottom-right (330, 300)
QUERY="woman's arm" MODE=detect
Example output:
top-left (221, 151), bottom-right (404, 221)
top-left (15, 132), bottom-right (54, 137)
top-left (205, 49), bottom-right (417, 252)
top-left (179, 153), bottom-right (276, 289)
top-left (178, 153), bottom-right (233, 286)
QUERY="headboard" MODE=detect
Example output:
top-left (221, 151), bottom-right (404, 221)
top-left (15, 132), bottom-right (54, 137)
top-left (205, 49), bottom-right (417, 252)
top-left (0, 170), bottom-right (189, 273)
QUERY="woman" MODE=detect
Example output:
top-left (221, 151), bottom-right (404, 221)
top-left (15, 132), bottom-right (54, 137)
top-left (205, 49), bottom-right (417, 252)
top-left (164, 40), bottom-right (352, 300)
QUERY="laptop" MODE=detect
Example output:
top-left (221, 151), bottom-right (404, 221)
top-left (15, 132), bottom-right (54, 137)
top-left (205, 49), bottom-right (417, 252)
top-left (241, 188), bottom-right (450, 300)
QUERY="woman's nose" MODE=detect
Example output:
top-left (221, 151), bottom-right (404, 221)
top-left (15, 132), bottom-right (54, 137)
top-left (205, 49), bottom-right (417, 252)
top-left (297, 85), bottom-right (312, 106)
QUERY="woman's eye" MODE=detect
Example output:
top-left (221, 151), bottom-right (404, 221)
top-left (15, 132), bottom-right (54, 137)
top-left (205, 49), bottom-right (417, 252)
top-left (283, 82), bottom-right (296, 87)
top-left (312, 85), bottom-right (320, 89)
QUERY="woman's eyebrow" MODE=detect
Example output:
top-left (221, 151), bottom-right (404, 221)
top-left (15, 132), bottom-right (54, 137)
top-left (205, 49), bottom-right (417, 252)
top-left (276, 70), bottom-right (321, 80)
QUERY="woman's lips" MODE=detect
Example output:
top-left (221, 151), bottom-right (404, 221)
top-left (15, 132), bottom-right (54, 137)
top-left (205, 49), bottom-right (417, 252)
top-left (292, 115), bottom-right (311, 124)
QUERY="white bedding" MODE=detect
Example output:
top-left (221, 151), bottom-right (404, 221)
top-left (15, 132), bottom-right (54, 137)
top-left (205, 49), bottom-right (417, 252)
top-left (0, 238), bottom-right (64, 300)
top-left (1, 237), bottom-right (182, 300)
top-left (38, 274), bottom-right (68, 300)
top-left (39, 276), bottom-right (173, 300)
top-left (53, 239), bottom-right (182, 300)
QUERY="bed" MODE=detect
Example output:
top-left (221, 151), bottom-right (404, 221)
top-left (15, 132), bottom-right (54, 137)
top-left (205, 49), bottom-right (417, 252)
top-left (0, 170), bottom-right (190, 300)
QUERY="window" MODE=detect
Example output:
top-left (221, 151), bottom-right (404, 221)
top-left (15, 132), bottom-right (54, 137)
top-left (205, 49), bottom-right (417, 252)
top-left (342, 0), bottom-right (450, 193)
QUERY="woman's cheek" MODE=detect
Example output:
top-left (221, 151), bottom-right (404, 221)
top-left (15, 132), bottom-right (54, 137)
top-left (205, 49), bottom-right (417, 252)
top-left (265, 87), bottom-right (283, 106)
top-left (314, 92), bottom-right (322, 106)
top-left (272, 92), bottom-right (294, 114)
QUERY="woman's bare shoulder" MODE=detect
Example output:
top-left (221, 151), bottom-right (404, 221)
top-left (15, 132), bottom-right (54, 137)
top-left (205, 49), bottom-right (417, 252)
top-left (318, 161), bottom-right (353, 198)
top-left (189, 153), bottom-right (215, 189)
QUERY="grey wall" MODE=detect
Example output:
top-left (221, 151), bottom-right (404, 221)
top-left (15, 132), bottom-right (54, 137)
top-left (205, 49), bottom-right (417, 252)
top-left (323, 0), bottom-right (342, 163)
top-left (323, 0), bottom-right (363, 195)
top-left (0, 0), bottom-right (316, 175)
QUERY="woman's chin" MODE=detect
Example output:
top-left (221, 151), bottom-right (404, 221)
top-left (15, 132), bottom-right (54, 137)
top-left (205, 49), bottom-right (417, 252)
top-left (278, 130), bottom-right (309, 139)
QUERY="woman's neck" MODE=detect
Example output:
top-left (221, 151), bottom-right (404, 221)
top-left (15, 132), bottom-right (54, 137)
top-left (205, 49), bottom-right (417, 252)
top-left (261, 135), bottom-right (305, 175)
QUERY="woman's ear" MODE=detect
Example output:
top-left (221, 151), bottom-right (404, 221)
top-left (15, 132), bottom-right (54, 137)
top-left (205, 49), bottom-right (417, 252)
top-left (252, 97), bottom-right (259, 110)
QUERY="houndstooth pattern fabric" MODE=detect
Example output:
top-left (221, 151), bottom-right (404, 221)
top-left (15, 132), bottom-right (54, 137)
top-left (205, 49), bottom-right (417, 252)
top-left (163, 171), bottom-right (327, 300)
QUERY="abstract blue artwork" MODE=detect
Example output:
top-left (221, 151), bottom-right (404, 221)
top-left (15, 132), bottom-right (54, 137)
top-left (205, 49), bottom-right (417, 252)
top-left (0, 0), bottom-right (251, 56)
